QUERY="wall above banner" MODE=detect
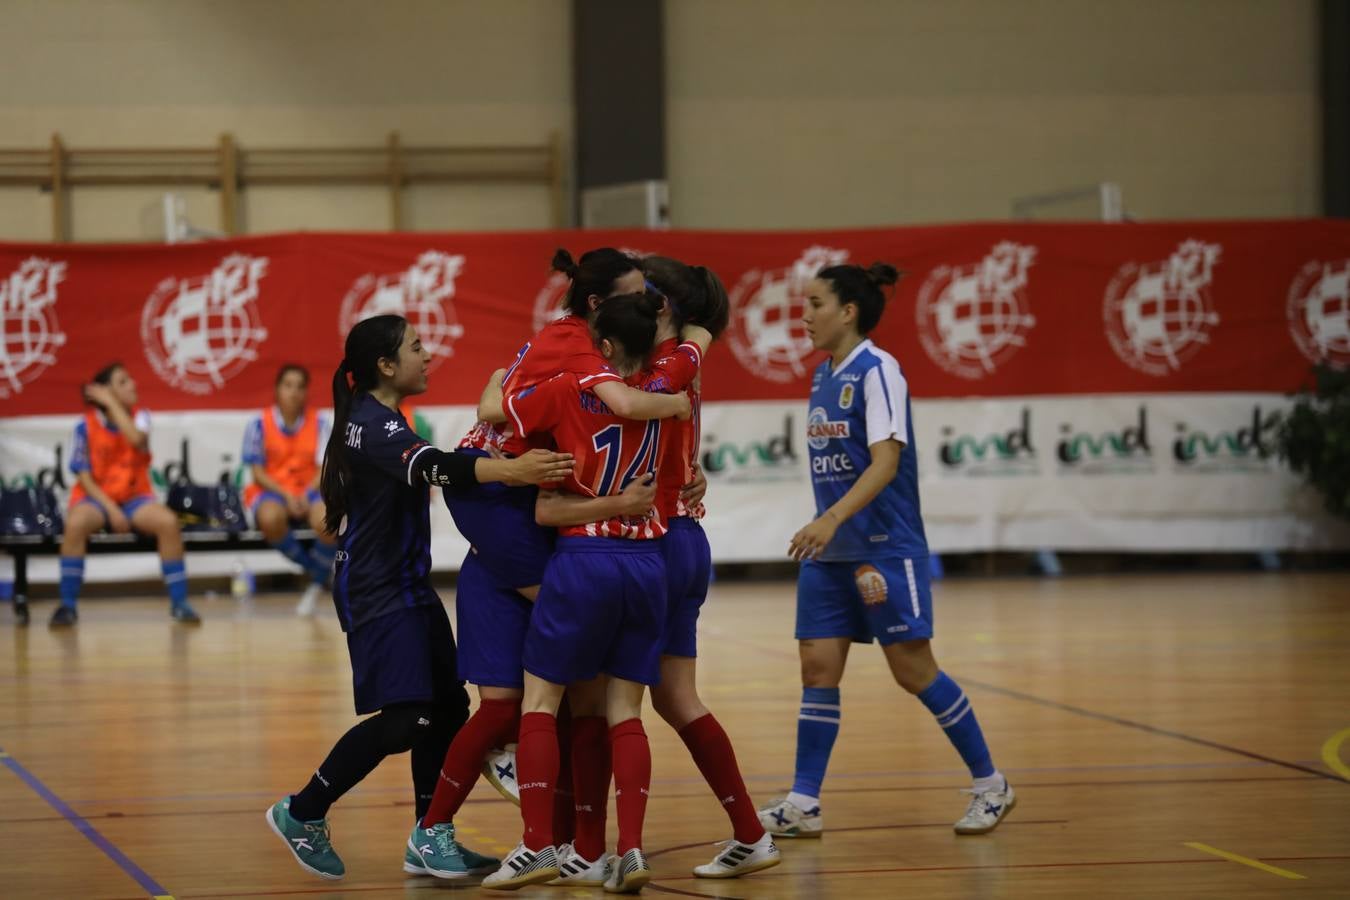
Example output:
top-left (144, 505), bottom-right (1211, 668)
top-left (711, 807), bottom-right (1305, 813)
top-left (1, 221), bottom-right (1348, 415)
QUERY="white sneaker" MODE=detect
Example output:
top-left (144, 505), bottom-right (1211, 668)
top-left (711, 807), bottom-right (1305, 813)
top-left (481, 843), bottom-right (558, 890)
top-left (693, 833), bottom-right (781, 878)
top-left (295, 583), bottom-right (322, 617)
top-left (757, 796), bottom-right (822, 838)
top-left (603, 848), bottom-right (651, 894)
top-left (481, 744), bottom-right (520, 806)
top-left (954, 779), bottom-right (1016, 834)
top-left (548, 843), bottom-right (608, 886)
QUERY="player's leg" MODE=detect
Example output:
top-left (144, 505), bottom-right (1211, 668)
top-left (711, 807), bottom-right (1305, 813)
top-left (604, 676), bottom-right (654, 894)
top-left (297, 492), bottom-right (337, 615)
top-left (51, 501), bottom-right (104, 625)
top-left (872, 555), bottom-right (1014, 834)
top-left (552, 677), bottom-right (608, 884)
top-left (129, 499), bottom-right (197, 622)
top-left (759, 560), bottom-right (861, 838)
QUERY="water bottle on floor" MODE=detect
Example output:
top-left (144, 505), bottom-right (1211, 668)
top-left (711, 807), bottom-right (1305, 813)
top-left (230, 558), bottom-right (255, 601)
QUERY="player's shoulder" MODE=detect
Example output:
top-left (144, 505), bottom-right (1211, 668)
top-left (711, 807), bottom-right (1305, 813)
top-left (536, 314), bottom-right (590, 344)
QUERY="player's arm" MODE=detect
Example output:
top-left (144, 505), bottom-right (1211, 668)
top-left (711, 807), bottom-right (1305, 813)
top-left (76, 471), bottom-right (132, 533)
top-left (534, 474), bottom-right (657, 527)
top-left (477, 369), bottom-right (509, 424)
top-left (83, 385), bottom-right (147, 449)
top-left (594, 380), bottom-right (691, 420)
top-left (633, 333), bottom-right (708, 395)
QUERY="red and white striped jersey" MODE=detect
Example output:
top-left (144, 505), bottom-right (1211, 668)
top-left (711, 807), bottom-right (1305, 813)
top-left (630, 338), bottom-right (705, 521)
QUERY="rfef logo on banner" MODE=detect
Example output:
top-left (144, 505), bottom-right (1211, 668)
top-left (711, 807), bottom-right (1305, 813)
top-left (1103, 240), bottom-right (1222, 376)
top-left (141, 254), bottom-right (269, 395)
top-left (340, 251), bottom-right (467, 374)
top-left (937, 407), bottom-right (1037, 476)
top-left (1172, 406), bottom-right (1279, 473)
top-left (532, 247), bottom-right (650, 332)
top-left (1286, 260), bottom-right (1350, 369)
top-left (916, 242), bottom-right (1037, 380)
top-left (1056, 407), bottom-right (1153, 474)
top-left (726, 246), bottom-right (847, 383)
top-left (1, 257), bottom-right (67, 399)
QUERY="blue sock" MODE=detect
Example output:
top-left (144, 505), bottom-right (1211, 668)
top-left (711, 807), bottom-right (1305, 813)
top-left (790, 687), bottom-right (841, 800)
top-left (0, 580), bottom-right (13, 602)
top-left (307, 541), bottom-right (336, 586)
top-left (59, 557), bottom-right (84, 609)
top-left (161, 559), bottom-right (188, 608)
top-left (272, 531), bottom-right (312, 571)
top-left (918, 672), bottom-right (995, 779)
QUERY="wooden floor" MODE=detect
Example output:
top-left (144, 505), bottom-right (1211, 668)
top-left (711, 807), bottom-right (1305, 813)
top-left (2, 572), bottom-right (1349, 899)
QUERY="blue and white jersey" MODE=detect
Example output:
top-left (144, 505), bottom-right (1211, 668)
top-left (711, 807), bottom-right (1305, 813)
top-left (806, 339), bottom-right (927, 561)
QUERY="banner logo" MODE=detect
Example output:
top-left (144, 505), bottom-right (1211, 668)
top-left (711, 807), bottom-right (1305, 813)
top-left (727, 246), bottom-right (847, 382)
top-left (341, 251), bottom-right (467, 374)
top-left (141, 254), bottom-right (269, 395)
top-left (1, 257), bottom-right (67, 399)
top-left (1172, 406), bottom-right (1279, 473)
top-left (1286, 259), bottom-right (1350, 368)
top-left (937, 407), bottom-right (1037, 476)
top-left (1104, 240), bottom-right (1221, 376)
top-left (532, 247), bottom-right (651, 332)
top-left (916, 242), bottom-right (1037, 380)
top-left (701, 414), bottom-right (799, 484)
top-left (1056, 407), bottom-right (1153, 474)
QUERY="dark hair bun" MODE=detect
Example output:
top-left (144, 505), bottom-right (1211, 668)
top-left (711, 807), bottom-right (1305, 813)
top-left (866, 262), bottom-right (901, 288)
top-left (551, 248), bottom-right (579, 279)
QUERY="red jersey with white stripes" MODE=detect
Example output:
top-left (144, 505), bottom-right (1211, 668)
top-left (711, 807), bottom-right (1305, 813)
top-left (631, 338), bottom-right (705, 521)
top-left (505, 373), bottom-right (668, 540)
top-left (460, 315), bottom-right (623, 455)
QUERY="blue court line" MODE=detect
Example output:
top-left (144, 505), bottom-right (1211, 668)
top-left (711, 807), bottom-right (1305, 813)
top-left (0, 746), bottom-right (172, 899)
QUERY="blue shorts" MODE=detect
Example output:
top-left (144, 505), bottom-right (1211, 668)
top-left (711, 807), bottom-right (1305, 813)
top-left (796, 555), bottom-right (933, 645)
top-left (523, 537), bottom-right (667, 686)
top-left (661, 517), bottom-right (712, 658)
top-left (78, 493), bottom-right (156, 526)
top-left (455, 550), bottom-right (532, 689)
top-left (443, 449), bottom-right (555, 590)
top-left (249, 488), bottom-right (322, 517)
top-left (347, 602), bottom-right (465, 715)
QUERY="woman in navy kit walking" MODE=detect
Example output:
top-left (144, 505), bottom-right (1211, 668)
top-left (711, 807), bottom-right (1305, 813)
top-left (265, 314), bottom-right (574, 881)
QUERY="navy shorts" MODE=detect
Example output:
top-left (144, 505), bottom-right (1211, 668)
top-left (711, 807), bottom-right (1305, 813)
top-left (661, 517), bottom-right (712, 658)
top-left (455, 550), bottom-right (532, 689)
top-left (795, 555), bottom-right (934, 645)
top-left (443, 449), bottom-right (555, 590)
top-left (347, 602), bottom-right (464, 715)
top-left (523, 536), bottom-right (667, 686)
top-left (249, 488), bottom-right (322, 517)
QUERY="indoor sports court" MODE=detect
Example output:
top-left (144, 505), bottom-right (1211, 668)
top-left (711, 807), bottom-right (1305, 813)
top-left (3, 2), bottom-right (1349, 898)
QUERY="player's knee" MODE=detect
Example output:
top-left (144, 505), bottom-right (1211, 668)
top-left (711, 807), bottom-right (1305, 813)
top-left (651, 686), bottom-right (705, 730)
top-left (256, 504), bottom-right (287, 539)
top-left (799, 657), bottom-right (842, 688)
top-left (375, 703), bottom-right (438, 754)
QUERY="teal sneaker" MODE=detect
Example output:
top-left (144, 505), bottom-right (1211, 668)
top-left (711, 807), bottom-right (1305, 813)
top-left (408, 821), bottom-right (499, 879)
top-left (403, 842), bottom-right (432, 875)
top-left (265, 797), bottom-right (344, 880)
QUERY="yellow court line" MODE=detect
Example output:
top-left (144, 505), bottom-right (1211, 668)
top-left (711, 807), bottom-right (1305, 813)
top-left (1321, 727), bottom-right (1350, 782)
top-left (1183, 843), bottom-right (1306, 880)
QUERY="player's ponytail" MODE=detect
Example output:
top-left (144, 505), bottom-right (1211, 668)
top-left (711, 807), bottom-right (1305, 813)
top-left (553, 246), bottom-right (640, 317)
top-left (817, 262), bottom-right (905, 335)
top-left (640, 256), bottom-right (731, 339)
top-left (320, 315), bottom-right (408, 535)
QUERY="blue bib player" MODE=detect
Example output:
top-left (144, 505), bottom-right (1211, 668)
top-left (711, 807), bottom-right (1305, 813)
top-left (757, 262), bottom-right (1015, 840)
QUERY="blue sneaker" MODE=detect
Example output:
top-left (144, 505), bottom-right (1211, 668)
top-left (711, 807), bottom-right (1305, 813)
top-left (265, 797), bottom-right (344, 880)
top-left (403, 843), bottom-right (432, 875)
top-left (408, 821), bottom-right (499, 879)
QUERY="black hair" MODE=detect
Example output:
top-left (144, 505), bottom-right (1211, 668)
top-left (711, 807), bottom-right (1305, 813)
top-left (552, 247), bottom-right (640, 317)
top-left (275, 363), bottom-right (310, 388)
top-left (320, 315), bottom-right (408, 534)
top-left (816, 262), bottom-right (903, 335)
top-left (86, 361), bottom-right (125, 412)
top-left (591, 291), bottom-right (662, 365)
top-left (640, 256), bottom-right (730, 339)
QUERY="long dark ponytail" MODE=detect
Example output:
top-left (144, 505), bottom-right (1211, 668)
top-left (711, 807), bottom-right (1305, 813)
top-left (320, 315), bottom-right (408, 534)
top-left (640, 256), bottom-right (731, 338)
top-left (552, 247), bottom-right (640, 317)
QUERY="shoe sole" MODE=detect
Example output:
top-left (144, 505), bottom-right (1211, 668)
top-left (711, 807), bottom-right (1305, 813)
top-left (403, 862), bottom-right (432, 875)
top-left (693, 853), bottom-right (782, 879)
top-left (605, 869), bottom-right (651, 894)
top-left (264, 807), bottom-right (343, 880)
top-left (482, 865), bottom-right (560, 890)
top-left (765, 826), bottom-right (822, 839)
top-left (954, 793), bottom-right (1017, 835)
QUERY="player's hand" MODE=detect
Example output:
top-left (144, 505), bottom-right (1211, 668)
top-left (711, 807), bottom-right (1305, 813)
top-left (680, 465), bottom-right (707, 508)
top-left (107, 507), bottom-right (132, 535)
top-left (286, 493), bottom-right (308, 519)
top-left (507, 449), bottom-right (575, 486)
top-left (672, 392), bottom-right (692, 421)
top-left (789, 512), bottom-right (839, 561)
top-left (619, 473), bottom-right (658, 516)
top-left (83, 383), bottom-right (116, 408)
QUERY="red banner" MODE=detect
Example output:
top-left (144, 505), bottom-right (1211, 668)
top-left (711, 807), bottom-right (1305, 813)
top-left (2, 221), bottom-right (1346, 415)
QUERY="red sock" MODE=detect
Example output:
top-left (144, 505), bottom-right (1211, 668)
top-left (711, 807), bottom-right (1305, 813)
top-left (420, 698), bottom-right (519, 827)
top-left (678, 713), bottom-right (765, 843)
top-left (571, 715), bottom-right (612, 860)
top-left (552, 702), bottom-right (576, 844)
top-left (609, 718), bottom-right (650, 856)
top-left (517, 711), bottom-right (559, 850)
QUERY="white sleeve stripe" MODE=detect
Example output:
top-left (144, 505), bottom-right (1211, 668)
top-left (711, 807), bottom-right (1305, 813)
top-left (506, 392), bottom-right (527, 436)
top-left (677, 341), bottom-right (703, 366)
top-left (578, 372), bottom-right (622, 385)
top-left (405, 444), bottom-right (434, 485)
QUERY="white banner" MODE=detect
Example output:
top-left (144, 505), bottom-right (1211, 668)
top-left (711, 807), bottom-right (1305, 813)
top-left (3, 394), bottom-right (1347, 583)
